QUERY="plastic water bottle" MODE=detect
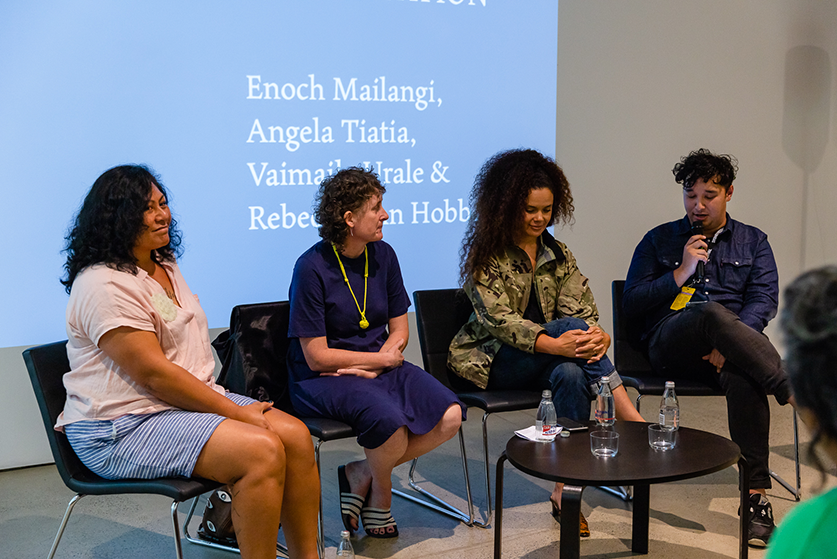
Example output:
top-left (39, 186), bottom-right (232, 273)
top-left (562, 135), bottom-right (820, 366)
top-left (337, 530), bottom-right (355, 558)
top-left (595, 375), bottom-right (615, 426)
top-left (659, 381), bottom-right (680, 430)
top-left (535, 389), bottom-right (558, 438)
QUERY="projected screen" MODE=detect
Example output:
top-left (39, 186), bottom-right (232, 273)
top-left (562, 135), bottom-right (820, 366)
top-left (0, 0), bottom-right (558, 348)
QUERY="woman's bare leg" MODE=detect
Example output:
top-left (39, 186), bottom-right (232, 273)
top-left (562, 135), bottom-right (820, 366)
top-left (264, 409), bottom-right (319, 559)
top-left (398, 404), bottom-right (463, 464)
top-left (193, 421), bottom-right (287, 559)
top-left (614, 385), bottom-right (645, 421)
top-left (551, 483), bottom-right (563, 506)
top-left (344, 404), bottom-right (462, 523)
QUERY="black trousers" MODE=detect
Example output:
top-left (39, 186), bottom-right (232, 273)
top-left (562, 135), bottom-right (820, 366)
top-left (647, 302), bottom-right (791, 489)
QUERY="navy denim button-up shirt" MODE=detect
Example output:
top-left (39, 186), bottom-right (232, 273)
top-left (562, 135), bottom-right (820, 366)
top-left (623, 214), bottom-right (778, 340)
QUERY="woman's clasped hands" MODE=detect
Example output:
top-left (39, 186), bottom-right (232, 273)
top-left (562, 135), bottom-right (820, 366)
top-left (321, 340), bottom-right (405, 378)
top-left (550, 326), bottom-right (610, 363)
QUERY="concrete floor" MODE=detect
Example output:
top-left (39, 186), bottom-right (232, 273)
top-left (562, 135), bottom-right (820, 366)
top-left (1, 393), bottom-right (827, 559)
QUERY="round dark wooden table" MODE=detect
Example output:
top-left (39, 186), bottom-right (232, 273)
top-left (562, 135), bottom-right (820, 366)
top-left (494, 421), bottom-right (749, 559)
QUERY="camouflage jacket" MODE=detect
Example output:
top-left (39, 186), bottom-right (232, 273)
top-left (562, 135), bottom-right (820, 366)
top-left (447, 231), bottom-right (600, 389)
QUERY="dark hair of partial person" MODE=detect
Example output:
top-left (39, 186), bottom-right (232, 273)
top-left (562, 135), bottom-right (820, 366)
top-left (61, 164), bottom-right (182, 293)
top-left (672, 148), bottom-right (738, 190)
top-left (459, 148), bottom-right (574, 283)
top-left (781, 265), bottom-right (837, 485)
top-left (314, 166), bottom-right (386, 246)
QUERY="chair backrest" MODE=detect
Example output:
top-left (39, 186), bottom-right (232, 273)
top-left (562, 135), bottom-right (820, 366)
top-left (413, 289), bottom-right (475, 390)
top-left (22, 341), bottom-right (90, 486)
top-left (213, 301), bottom-right (295, 414)
top-left (611, 280), bottom-right (654, 375)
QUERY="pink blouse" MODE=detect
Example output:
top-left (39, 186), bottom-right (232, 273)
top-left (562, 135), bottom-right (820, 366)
top-left (57, 262), bottom-right (224, 429)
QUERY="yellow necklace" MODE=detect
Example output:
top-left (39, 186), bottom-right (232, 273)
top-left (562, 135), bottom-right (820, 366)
top-left (332, 244), bottom-right (369, 329)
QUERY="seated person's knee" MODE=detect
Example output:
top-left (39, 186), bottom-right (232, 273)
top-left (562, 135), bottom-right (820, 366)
top-left (247, 430), bottom-right (287, 470)
top-left (693, 301), bottom-right (738, 328)
top-left (543, 316), bottom-right (589, 337)
top-left (550, 361), bottom-right (588, 389)
top-left (282, 414), bottom-right (312, 442)
top-left (443, 405), bottom-right (463, 436)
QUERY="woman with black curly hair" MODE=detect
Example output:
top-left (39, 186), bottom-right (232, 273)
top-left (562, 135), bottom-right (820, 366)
top-left (449, 149), bottom-right (644, 535)
top-left (59, 165), bottom-right (319, 559)
top-left (287, 166), bottom-right (464, 538)
top-left (768, 266), bottom-right (837, 558)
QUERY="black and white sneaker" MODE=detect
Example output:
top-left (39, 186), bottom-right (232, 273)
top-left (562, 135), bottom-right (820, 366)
top-left (747, 493), bottom-right (775, 547)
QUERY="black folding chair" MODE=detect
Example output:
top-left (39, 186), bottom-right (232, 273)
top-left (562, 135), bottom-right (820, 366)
top-left (413, 289), bottom-right (543, 526)
top-left (212, 301), bottom-right (351, 558)
top-left (213, 300), bottom-right (477, 555)
top-left (22, 341), bottom-right (226, 559)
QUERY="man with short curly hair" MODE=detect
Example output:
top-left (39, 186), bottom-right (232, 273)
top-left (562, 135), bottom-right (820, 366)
top-left (622, 148), bottom-right (795, 548)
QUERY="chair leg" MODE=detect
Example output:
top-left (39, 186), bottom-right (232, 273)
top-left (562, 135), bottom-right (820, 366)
top-left (390, 411), bottom-right (495, 527)
top-left (392, 426), bottom-right (489, 526)
top-left (47, 493), bottom-right (85, 559)
top-left (768, 409), bottom-right (802, 501)
top-left (597, 485), bottom-right (633, 501)
top-left (181, 495), bottom-right (200, 541)
top-left (182, 493), bottom-right (289, 557)
top-left (794, 409), bottom-right (801, 499)
top-left (481, 411), bottom-right (494, 526)
top-left (181, 494), bottom-right (241, 555)
top-left (458, 427), bottom-right (478, 524)
top-left (314, 438), bottom-right (326, 559)
top-left (171, 500), bottom-right (185, 559)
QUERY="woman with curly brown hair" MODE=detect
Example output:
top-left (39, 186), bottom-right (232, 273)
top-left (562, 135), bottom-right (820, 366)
top-left (287, 166), bottom-right (464, 539)
top-left (449, 149), bottom-right (643, 535)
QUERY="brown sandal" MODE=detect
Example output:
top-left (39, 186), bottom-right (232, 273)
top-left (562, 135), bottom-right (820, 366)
top-left (551, 499), bottom-right (590, 537)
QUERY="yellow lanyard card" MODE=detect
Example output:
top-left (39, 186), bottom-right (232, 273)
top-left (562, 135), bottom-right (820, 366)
top-left (671, 286), bottom-right (695, 310)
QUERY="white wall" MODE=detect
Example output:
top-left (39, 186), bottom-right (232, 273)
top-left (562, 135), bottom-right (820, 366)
top-left (4, 0), bottom-right (837, 470)
top-left (1, 345), bottom-right (51, 469)
top-left (555, 0), bottom-right (837, 350)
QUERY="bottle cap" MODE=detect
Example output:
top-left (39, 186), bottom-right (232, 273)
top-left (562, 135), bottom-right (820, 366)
top-left (601, 375), bottom-right (610, 383)
top-left (542, 389), bottom-right (552, 399)
top-left (665, 381), bottom-right (675, 388)
top-left (341, 530), bottom-right (350, 537)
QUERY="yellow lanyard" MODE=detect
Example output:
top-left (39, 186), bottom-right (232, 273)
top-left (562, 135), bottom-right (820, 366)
top-left (332, 244), bottom-right (369, 329)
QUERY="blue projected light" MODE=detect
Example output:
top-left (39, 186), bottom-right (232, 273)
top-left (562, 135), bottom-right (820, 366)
top-left (0, 0), bottom-right (558, 348)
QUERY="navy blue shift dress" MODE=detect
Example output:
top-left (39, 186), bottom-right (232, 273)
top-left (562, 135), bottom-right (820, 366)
top-left (287, 240), bottom-right (465, 449)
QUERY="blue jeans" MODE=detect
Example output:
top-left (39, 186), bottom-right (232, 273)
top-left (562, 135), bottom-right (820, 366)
top-left (487, 317), bottom-right (620, 421)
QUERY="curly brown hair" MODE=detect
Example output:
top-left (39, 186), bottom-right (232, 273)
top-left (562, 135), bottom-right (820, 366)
top-left (314, 167), bottom-right (386, 246)
top-left (459, 149), bottom-right (574, 283)
top-left (61, 165), bottom-right (182, 293)
top-left (672, 148), bottom-right (738, 190)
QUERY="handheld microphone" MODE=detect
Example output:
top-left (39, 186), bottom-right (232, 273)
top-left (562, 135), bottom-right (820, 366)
top-left (690, 221), bottom-right (705, 283)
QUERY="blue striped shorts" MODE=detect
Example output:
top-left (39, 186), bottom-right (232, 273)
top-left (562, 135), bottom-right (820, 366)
top-left (65, 392), bottom-right (256, 480)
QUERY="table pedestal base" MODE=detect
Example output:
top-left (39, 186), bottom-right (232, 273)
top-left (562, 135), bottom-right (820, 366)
top-left (494, 451), bottom-right (750, 559)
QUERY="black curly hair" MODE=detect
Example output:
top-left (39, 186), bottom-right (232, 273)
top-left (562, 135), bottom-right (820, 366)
top-left (61, 165), bottom-right (182, 293)
top-left (781, 266), bottom-right (837, 485)
top-left (459, 149), bottom-right (574, 283)
top-left (314, 166), bottom-right (386, 247)
top-left (672, 148), bottom-right (738, 190)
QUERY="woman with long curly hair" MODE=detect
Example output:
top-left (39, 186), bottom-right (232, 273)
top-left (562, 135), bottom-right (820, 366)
top-left (768, 266), bottom-right (837, 558)
top-left (60, 165), bottom-right (319, 559)
top-left (449, 149), bottom-right (644, 535)
top-left (287, 166), bottom-right (464, 538)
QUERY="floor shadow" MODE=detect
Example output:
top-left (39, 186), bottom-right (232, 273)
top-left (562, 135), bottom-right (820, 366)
top-left (519, 538), bottom-right (738, 559)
